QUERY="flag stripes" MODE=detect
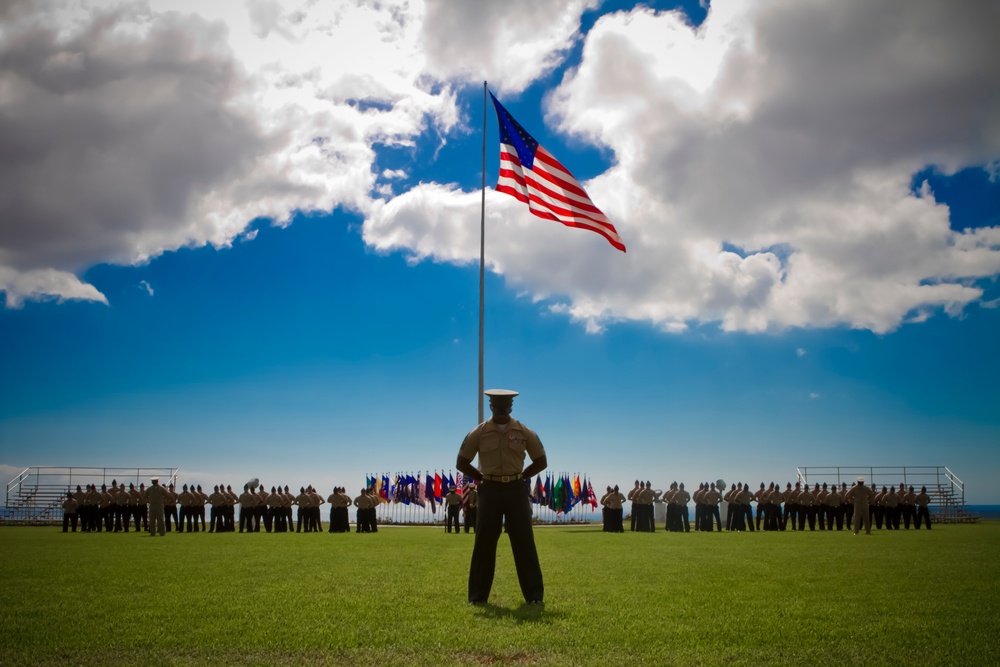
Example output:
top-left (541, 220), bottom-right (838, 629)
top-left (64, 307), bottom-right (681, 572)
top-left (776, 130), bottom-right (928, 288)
top-left (490, 92), bottom-right (626, 253)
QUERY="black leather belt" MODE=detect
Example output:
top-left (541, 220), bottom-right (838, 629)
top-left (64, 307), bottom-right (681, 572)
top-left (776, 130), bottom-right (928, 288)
top-left (482, 474), bottom-right (523, 483)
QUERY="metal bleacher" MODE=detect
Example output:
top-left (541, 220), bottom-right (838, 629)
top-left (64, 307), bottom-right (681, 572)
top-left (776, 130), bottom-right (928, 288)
top-left (3, 466), bottom-right (179, 525)
top-left (796, 465), bottom-right (979, 524)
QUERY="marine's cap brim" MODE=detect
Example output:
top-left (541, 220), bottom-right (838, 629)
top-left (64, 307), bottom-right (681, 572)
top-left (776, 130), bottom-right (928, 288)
top-left (857, 476), bottom-right (865, 482)
top-left (150, 477), bottom-right (159, 482)
top-left (485, 388), bottom-right (518, 398)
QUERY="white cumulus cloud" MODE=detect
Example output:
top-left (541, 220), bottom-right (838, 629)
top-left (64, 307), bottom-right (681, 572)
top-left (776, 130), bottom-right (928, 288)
top-left (3, 0), bottom-right (999, 336)
top-left (365, 0), bottom-right (1000, 334)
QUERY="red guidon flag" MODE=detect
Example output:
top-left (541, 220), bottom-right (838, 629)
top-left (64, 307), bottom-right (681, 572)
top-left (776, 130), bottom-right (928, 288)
top-left (490, 92), bottom-right (626, 253)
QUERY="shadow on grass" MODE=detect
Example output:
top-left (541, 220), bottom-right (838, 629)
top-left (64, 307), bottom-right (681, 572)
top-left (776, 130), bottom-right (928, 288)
top-left (471, 602), bottom-right (564, 624)
top-left (557, 529), bottom-right (606, 533)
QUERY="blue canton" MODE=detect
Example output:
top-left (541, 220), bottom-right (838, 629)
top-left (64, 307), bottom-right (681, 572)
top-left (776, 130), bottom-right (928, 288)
top-left (490, 92), bottom-right (539, 170)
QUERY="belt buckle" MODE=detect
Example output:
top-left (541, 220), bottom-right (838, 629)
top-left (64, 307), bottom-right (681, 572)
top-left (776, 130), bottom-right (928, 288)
top-left (503, 475), bottom-right (511, 483)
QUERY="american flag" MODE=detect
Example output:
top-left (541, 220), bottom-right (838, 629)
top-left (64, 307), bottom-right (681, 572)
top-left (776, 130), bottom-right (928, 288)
top-left (490, 92), bottom-right (626, 253)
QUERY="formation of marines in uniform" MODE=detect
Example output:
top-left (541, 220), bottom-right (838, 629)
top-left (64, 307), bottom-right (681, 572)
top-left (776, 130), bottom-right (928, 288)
top-left (61, 480), bottom-right (364, 536)
top-left (601, 479), bottom-right (934, 534)
top-left (60, 475), bottom-right (935, 538)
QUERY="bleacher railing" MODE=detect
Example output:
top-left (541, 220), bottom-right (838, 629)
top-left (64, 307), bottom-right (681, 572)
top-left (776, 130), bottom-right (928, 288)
top-left (4, 466), bottom-right (179, 523)
top-left (795, 465), bottom-right (965, 505)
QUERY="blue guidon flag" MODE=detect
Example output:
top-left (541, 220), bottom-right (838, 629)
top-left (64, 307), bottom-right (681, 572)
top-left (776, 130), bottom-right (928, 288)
top-left (490, 92), bottom-right (626, 253)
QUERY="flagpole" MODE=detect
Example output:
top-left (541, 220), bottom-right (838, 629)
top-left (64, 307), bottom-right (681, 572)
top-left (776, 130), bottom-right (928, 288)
top-left (478, 80), bottom-right (487, 424)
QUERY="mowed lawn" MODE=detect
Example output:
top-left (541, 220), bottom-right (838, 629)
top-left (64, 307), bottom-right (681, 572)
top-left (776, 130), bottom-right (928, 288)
top-left (1, 522), bottom-right (998, 666)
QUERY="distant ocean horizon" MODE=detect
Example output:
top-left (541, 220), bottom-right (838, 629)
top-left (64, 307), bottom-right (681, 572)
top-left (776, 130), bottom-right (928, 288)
top-left (966, 505), bottom-right (1000, 520)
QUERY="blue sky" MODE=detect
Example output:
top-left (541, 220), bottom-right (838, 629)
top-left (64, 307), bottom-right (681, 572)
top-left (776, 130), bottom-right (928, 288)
top-left (2, 0), bottom-right (999, 505)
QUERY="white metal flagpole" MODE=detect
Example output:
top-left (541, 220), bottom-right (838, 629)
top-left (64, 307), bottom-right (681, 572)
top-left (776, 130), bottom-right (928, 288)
top-left (478, 80), bottom-right (487, 424)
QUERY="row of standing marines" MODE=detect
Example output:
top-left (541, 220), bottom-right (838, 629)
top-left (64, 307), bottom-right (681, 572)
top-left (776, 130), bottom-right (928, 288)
top-left (602, 479), bottom-right (934, 534)
top-left (59, 482), bottom-right (399, 535)
top-left (60, 478), bottom-right (485, 535)
top-left (60, 477), bottom-right (934, 537)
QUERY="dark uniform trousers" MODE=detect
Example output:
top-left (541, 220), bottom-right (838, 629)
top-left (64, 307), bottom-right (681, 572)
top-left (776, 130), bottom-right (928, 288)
top-left (469, 480), bottom-right (543, 604)
top-left (465, 507), bottom-right (478, 533)
top-left (915, 506), bottom-right (931, 529)
top-left (62, 512), bottom-right (78, 532)
top-left (164, 504), bottom-right (177, 531)
top-left (239, 507), bottom-right (254, 532)
top-left (783, 503), bottom-right (797, 530)
top-left (333, 506), bottom-right (350, 533)
top-left (706, 505), bottom-right (722, 531)
top-left (446, 505), bottom-right (460, 533)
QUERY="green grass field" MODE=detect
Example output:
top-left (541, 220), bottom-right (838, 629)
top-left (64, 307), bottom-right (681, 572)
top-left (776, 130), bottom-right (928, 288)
top-left (2, 522), bottom-right (999, 666)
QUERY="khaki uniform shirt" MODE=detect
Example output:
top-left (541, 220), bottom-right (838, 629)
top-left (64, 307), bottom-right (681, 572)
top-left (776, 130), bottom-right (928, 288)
top-left (846, 485), bottom-right (872, 508)
top-left (147, 484), bottom-right (169, 510)
top-left (63, 497), bottom-right (79, 514)
top-left (627, 486), bottom-right (640, 504)
top-left (824, 490), bottom-right (842, 507)
top-left (458, 418), bottom-right (545, 477)
top-left (445, 491), bottom-right (462, 507)
top-left (704, 489), bottom-right (721, 505)
top-left (238, 491), bottom-right (257, 508)
top-left (915, 491), bottom-right (930, 507)
top-left (354, 494), bottom-right (371, 510)
top-left (603, 492), bottom-right (626, 510)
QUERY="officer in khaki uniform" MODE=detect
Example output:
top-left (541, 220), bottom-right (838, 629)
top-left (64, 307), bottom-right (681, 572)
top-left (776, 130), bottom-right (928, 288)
top-left (354, 489), bottom-right (371, 533)
top-left (62, 491), bottom-right (79, 532)
top-left (238, 485), bottom-right (258, 533)
top-left (846, 477), bottom-right (874, 535)
top-left (824, 484), bottom-right (843, 531)
top-left (634, 482), bottom-right (652, 532)
top-left (914, 486), bottom-right (932, 529)
top-left (462, 483), bottom-right (479, 534)
top-left (602, 485), bottom-right (626, 532)
top-left (627, 480), bottom-right (640, 532)
top-left (147, 476), bottom-right (168, 536)
top-left (703, 483), bottom-right (722, 532)
top-left (457, 389), bottom-right (547, 606)
top-left (444, 484), bottom-right (462, 533)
